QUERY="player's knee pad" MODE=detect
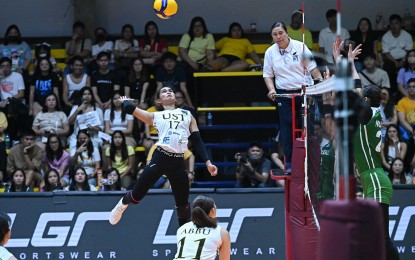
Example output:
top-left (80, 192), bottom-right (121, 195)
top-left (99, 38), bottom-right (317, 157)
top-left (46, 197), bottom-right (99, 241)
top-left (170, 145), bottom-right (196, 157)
top-left (176, 203), bottom-right (190, 219)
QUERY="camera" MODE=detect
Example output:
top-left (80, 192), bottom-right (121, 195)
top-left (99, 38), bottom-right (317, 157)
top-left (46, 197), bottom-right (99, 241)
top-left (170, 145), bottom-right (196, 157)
top-left (101, 179), bottom-right (114, 185)
top-left (235, 152), bottom-right (248, 163)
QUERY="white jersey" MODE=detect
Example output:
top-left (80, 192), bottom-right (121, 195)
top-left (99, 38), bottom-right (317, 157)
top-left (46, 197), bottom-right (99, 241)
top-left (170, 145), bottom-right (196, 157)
top-left (174, 222), bottom-right (222, 260)
top-left (0, 246), bottom-right (14, 260)
top-left (153, 108), bottom-right (192, 153)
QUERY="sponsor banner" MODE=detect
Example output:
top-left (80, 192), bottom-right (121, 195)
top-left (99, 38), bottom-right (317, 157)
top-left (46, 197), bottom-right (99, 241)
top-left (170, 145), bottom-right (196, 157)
top-left (0, 188), bottom-right (414, 259)
top-left (0, 191), bottom-right (285, 259)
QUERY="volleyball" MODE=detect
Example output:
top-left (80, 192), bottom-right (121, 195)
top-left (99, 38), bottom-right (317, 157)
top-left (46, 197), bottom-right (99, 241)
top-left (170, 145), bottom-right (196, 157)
top-left (153, 0), bottom-right (178, 19)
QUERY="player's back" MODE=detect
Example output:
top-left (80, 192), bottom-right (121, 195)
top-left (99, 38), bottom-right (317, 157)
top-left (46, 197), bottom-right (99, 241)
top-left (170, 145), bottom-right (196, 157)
top-left (174, 221), bottom-right (222, 260)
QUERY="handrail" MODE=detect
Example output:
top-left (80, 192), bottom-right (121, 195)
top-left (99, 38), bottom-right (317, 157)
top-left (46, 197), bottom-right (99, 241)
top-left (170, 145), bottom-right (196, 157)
top-left (197, 106), bottom-right (275, 112)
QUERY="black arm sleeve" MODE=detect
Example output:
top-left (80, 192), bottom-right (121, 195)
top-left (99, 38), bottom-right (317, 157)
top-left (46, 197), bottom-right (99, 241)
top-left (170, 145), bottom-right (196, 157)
top-left (123, 100), bottom-right (136, 114)
top-left (189, 131), bottom-right (210, 163)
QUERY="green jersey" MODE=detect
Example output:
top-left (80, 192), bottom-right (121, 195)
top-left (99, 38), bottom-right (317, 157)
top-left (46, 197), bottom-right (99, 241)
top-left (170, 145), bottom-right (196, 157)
top-left (354, 108), bottom-right (383, 174)
top-left (317, 140), bottom-right (335, 200)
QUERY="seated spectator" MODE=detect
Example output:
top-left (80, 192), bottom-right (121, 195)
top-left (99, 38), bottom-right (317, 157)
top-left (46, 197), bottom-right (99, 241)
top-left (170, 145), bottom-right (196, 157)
top-left (124, 58), bottom-right (150, 110)
top-left (0, 24), bottom-right (32, 74)
top-left (3, 169), bottom-right (31, 192)
top-left (100, 168), bottom-right (123, 191)
top-left (234, 143), bottom-right (272, 188)
top-left (382, 14), bottom-right (413, 91)
top-left (318, 9), bottom-right (350, 65)
top-left (0, 111), bottom-right (7, 182)
top-left (350, 17), bottom-right (379, 72)
top-left (91, 27), bottom-right (115, 72)
top-left (270, 131), bottom-right (285, 170)
top-left (287, 9), bottom-right (313, 49)
top-left (381, 125), bottom-right (407, 171)
top-left (68, 86), bottom-right (104, 151)
top-left (70, 130), bottom-right (101, 186)
top-left (29, 58), bottom-right (60, 117)
top-left (389, 158), bottom-right (407, 184)
top-left (42, 134), bottom-right (70, 187)
top-left (113, 24), bottom-right (140, 78)
top-left (139, 21), bottom-right (168, 72)
top-left (32, 42), bottom-right (61, 75)
top-left (175, 90), bottom-right (197, 119)
top-left (156, 52), bottom-right (193, 108)
top-left (397, 49), bottom-right (415, 97)
top-left (204, 22), bottom-right (262, 72)
top-left (178, 16), bottom-right (215, 74)
top-left (103, 130), bottom-right (135, 189)
top-left (40, 169), bottom-right (63, 192)
top-left (6, 130), bottom-right (42, 188)
top-left (397, 78), bottom-right (415, 140)
top-left (143, 100), bottom-right (161, 152)
top-left (0, 57), bottom-right (29, 142)
top-left (62, 56), bottom-right (91, 110)
top-left (91, 51), bottom-right (120, 111)
top-left (32, 93), bottom-right (69, 148)
top-left (380, 87), bottom-right (398, 141)
top-left (104, 91), bottom-right (136, 148)
top-left (408, 166), bottom-right (415, 184)
top-left (64, 21), bottom-right (92, 76)
top-left (65, 166), bottom-right (97, 191)
top-left (359, 54), bottom-right (390, 89)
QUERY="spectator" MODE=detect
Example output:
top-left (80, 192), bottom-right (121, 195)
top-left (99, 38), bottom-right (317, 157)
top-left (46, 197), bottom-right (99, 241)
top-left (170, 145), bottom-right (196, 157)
top-left (91, 51), bottom-right (121, 111)
top-left (359, 54), bottom-right (390, 89)
top-left (65, 166), bottom-right (97, 191)
top-left (381, 125), bottom-right (407, 171)
top-left (91, 27), bottom-right (115, 72)
top-left (0, 111), bottom-right (7, 182)
top-left (0, 57), bottom-right (29, 142)
top-left (3, 169), bottom-right (31, 192)
top-left (104, 91), bottom-right (136, 148)
top-left (380, 87), bottom-right (398, 141)
top-left (100, 168), bottom-right (123, 191)
top-left (29, 57), bottom-right (60, 116)
top-left (382, 14), bottom-right (413, 91)
top-left (235, 143), bottom-right (272, 188)
top-left (389, 158), bottom-right (407, 184)
top-left (178, 16), bottom-right (215, 76)
top-left (40, 169), bottom-right (63, 192)
top-left (139, 21), bottom-right (168, 72)
top-left (408, 166), bottom-right (415, 184)
top-left (32, 93), bottom-right (69, 148)
top-left (204, 22), bottom-right (262, 72)
top-left (0, 24), bottom-right (32, 74)
top-left (67, 86), bottom-right (104, 151)
top-left (70, 130), bottom-right (101, 186)
top-left (64, 21), bottom-right (92, 76)
top-left (33, 42), bottom-right (61, 75)
top-left (6, 130), bottom-right (42, 188)
top-left (113, 24), bottom-right (140, 77)
top-left (318, 9), bottom-right (350, 64)
top-left (62, 56), bottom-right (91, 109)
top-left (42, 134), bottom-right (70, 188)
top-left (350, 17), bottom-right (379, 72)
top-left (156, 52), bottom-right (193, 108)
top-left (397, 49), bottom-right (415, 97)
top-left (397, 78), bottom-right (415, 140)
top-left (103, 130), bottom-right (135, 189)
top-left (124, 57), bottom-right (150, 110)
top-left (288, 9), bottom-right (313, 49)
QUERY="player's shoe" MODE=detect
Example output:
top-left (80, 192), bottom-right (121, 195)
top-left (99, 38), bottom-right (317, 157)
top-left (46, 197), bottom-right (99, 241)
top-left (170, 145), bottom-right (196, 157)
top-left (109, 198), bottom-right (128, 225)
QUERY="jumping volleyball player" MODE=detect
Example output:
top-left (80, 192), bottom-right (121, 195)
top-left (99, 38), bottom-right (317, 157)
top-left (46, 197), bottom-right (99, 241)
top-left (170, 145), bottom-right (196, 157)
top-left (109, 87), bottom-right (218, 226)
top-left (354, 85), bottom-right (399, 260)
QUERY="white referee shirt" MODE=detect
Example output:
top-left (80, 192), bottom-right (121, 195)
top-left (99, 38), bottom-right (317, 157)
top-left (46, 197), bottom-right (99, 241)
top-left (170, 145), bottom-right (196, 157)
top-left (263, 39), bottom-right (317, 90)
top-left (174, 222), bottom-right (223, 260)
top-left (153, 108), bottom-right (192, 153)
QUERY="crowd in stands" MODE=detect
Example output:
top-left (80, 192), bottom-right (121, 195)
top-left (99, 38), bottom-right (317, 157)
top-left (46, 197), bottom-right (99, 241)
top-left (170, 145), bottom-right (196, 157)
top-left (0, 9), bottom-right (414, 192)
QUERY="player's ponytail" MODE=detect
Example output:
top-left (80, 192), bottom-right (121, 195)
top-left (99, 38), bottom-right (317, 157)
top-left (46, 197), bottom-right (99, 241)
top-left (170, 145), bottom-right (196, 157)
top-left (191, 195), bottom-right (217, 228)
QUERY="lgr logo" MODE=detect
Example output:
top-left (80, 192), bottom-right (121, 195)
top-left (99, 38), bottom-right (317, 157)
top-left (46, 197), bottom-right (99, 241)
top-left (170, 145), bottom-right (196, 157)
top-left (7, 212), bottom-right (109, 247)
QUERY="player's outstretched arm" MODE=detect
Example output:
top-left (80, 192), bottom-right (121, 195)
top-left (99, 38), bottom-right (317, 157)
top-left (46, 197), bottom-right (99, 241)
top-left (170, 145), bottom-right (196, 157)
top-left (119, 96), bottom-right (153, 125)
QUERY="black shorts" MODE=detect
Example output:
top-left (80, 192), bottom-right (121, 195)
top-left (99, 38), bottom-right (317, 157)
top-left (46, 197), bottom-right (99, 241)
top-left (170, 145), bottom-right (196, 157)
top-left (219, 54), bottom-right (240, 64)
